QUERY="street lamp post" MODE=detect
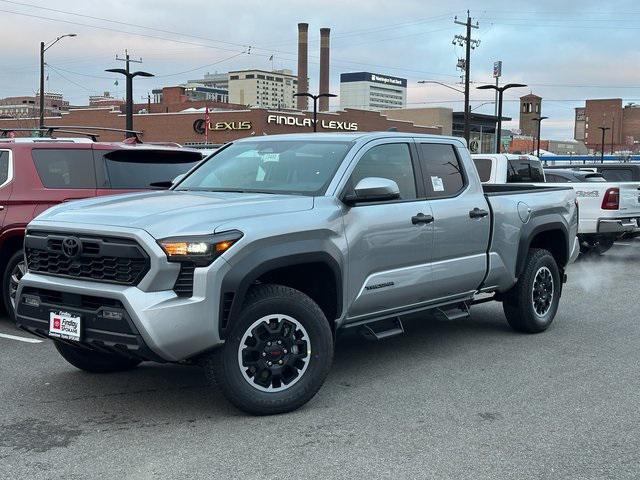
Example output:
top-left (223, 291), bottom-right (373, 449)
top-left (598, 126), bottom-right (611, 163)
top-left (531, 116), bottom-right (548, 158)
top-left (293, 92), bottom-right (337, 132)
top-left (39, 33), bottom-right (77, 129)
top-left (106, 53), bottom-right (154, 138)
top-left (477, 83), bottom-right (527, 153)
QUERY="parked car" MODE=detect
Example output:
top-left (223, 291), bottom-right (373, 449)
top-left (473, 154), bottom-right (640, 254)
top-left (17, 133), bottom-right (578, 415)
top-left (545, 163), bottom-right (640, 182)
top-left (543, 169), bottom-right (607, 183)
top-left (0, 137), bottom-right (203, 319)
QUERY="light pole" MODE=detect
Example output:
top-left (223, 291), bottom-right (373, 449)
top-left (40, 33), bottom-right (77, 129)
top-left (477, 83), bottom-right (527, 153)
top-left (598, 126), bottom-right (610, 163)
top-left (531, 116), bottom-right (548, 158)
top-left (106, 52), bottom-right (154, 138)
top-left (417, 80), bottom-right (465, 94)
top-left (293, 92), bottom-right (337, 132)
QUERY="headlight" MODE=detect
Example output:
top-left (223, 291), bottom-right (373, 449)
top-left (158, 230), bottom-right (243, 266)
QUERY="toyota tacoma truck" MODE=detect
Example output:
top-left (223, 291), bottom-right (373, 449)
top-left (16, 133), bottom-right (579, 415)
top-left (472, 153), bottom-right (640, 254)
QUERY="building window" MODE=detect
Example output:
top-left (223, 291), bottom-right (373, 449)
top-left (257, 74), bottom-right (265, 79)
top-left (266, 76), bottom-right (274, 81)
top-left (245, 74), bottom-right (255, 79)
top-left (230, 75), bottom-right (239, 80)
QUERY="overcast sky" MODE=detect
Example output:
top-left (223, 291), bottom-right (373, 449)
top-left (2, 0), bottom-right (640, 139)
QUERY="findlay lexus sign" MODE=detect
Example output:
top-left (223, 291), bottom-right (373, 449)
top-left (267, 114), bottom-right (358, 131)
top-left (194, 115), bottom-right (358, 133)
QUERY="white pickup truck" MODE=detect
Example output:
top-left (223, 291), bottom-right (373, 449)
top-left (472, 154), bottom-right (640, 254)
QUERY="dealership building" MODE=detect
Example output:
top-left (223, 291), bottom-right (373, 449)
top-left (0, 106), bottom-right (442, 145)
top-left (340, 72), bottom-right (407, 111)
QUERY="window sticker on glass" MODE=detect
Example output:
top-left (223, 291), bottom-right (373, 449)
top-left (261, 153), bottom-right (280, 162)
top-left (431, 176), bottom-right (445, 192)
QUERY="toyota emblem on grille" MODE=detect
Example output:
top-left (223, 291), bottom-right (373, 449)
top-left (61, 237), bottom-right (82, 259)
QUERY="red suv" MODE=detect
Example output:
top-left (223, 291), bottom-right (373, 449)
top-left (0, 137), bottom-right (203, 319)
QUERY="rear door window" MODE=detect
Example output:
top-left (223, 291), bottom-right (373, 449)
top-left (418, 143), bottom-right (466, 198)
top-left (0, 151), bottom-right (10, 186)
top-left (472, 158), bottom-right (492, 182)
top-left (96, 150), bottom-right (202, 189)
top-left (32, 149), bottom-right (96, 188)
top-left (507, 159), bottom-right (545, 183)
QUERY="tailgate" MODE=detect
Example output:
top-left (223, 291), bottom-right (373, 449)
top-left (618, 183), bottom-right (640, 212)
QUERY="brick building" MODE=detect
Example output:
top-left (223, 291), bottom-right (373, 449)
top-left (519, 93), bottom-right (543, 137)
top-left (0, 93), bottom-right (69, 119)
top-left (0, 107), bottom-right (442, 144)
top-left (574, 98), bottom-right (640, 153)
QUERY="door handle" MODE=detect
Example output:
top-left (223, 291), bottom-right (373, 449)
top-left (412, 213), bottom-right (434, 225)
top-left (469, 208), bottom-right (489, 219)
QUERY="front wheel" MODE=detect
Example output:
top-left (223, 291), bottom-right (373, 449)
top-left (203, 284), bottom-right (334, 415)
top-left (54, 341), bottom-right (141, 373)
top-left (503, 248), bottom-right (561, 333)
top-left (3, 250), bottom-right (26, 322)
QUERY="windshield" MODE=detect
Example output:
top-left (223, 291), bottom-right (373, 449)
top-left (175, 140), bottom-right (353, 195)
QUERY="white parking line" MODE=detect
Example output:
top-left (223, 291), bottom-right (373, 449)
top-left (0, 332), bottom-right (43, 343)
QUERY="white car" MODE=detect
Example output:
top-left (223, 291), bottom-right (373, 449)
top-left (472, 154), bottom-right (640, 254)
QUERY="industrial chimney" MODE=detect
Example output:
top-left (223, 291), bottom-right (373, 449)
top-left (296, 23), bottom-right (309, 111)
top-left (319, 27), bottom-right (330, 112)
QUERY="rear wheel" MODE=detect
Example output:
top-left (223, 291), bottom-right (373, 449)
top-left (503, 248), bottom-right (561, 333)
top-left (54, 341), bottom-right (141, 373)
top-left (2, 250), bottom-right (26, 322)
top-left (203, 284), bottom-right (334, 415)
top-left (579, 235), bottom-right (615, 255)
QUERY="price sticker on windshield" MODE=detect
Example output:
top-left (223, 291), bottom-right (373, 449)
top-left (431, 176), bottom-right (445, 192)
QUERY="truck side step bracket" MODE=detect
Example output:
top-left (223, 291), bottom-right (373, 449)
top-left (436, 303), bottom-right (470, 321)
top-left (359, 317), bottom-right (404, 341)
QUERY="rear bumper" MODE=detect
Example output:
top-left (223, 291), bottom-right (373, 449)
top-left (597, 218), bottom-right (639, 234)
top-left (569, 236), bottom-right (580, 264)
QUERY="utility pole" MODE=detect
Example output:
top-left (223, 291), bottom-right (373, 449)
top-left (39, 33), bottom-right (76, 129)
top-left (106, 50), bottom-right (154, 138)
top-left (610, 117), bottom-right (615, 156)
top-left (598, 126), bottom-right (610, 163)
top-left (454, 11), bottom-right (479, 145)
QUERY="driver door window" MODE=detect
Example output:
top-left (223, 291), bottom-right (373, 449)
top-left (349, 143), bottom-right (417, 200)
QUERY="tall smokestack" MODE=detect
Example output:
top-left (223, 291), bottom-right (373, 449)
top-left (296, 23), bottom-right (309, 111)
top-left (319, 27), bottom-right (330, 112)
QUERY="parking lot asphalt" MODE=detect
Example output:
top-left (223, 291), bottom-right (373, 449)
top-left (1, 242), bottom-right (639, 480)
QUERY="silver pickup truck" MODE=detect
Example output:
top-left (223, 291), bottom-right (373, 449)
top-left (16, 132), bottom-right (579, 415)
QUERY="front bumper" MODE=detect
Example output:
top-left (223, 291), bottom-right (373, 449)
top-left (16, 223), bottom-right (232, 362)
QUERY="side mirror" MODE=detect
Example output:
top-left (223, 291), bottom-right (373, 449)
top-left (344, 177), bottom-right (400, 205)
top-left (172, 173), bottom-right (186, 185)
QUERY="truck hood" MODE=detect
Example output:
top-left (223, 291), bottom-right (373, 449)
top-left (33, 190), bottom-right (315, 238)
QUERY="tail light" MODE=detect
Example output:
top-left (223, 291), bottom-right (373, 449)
top-left (601, 187), bottom-right (620, 210)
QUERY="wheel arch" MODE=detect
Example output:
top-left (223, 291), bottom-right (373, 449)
top-left (516, 220), bottom-right (569, 278)
top-left (219, 246), bottom-right (343, 339)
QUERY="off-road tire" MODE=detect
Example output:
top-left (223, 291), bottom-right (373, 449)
top-left (2, 250), bottom-right (25, 322)
top-left (203, 284), bottom-right (334, 415)
top-left (503, 248), bottom-right (561, 333)
top-left (54, 341), bottom-right (141, 373)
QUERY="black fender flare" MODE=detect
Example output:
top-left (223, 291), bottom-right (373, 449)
top-left (218, 242), bottom-right (343, 339)
top-left (515, 218), bottom-right (569, 278)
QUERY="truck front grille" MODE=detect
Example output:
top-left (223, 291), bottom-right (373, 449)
top-left (25, 231), bottom-right (150, 286)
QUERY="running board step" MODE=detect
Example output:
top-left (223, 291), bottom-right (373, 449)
top-left (435, 303), bottom-right (470, 321)
top-left (359, 317), bottom-right (404, 341)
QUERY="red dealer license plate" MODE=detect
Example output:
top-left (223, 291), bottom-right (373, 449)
top-left (49, 311), bottom-right (81, 342)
